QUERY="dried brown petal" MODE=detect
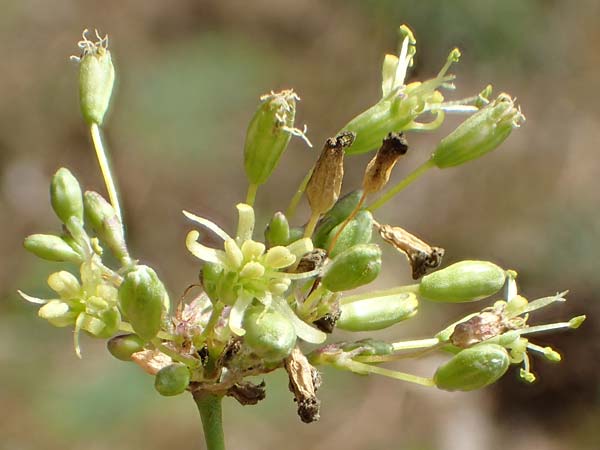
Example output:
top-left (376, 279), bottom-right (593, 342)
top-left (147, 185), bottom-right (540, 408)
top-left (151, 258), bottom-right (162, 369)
top-left (375, 220), bottom-right (444, 279)
top-left (131, 349), bottom-right (172, 375)
top-left (284, 347), bottom-right (321, 423)
top-left (363, 132), bottom-right (409, 194)
top-left (450, 304), bottom-right (518, 348)
top-left (227, 380), bottom-right (267, 405)
top-left (306, 132), bottom-right (355, 216)
top-left (290, 248), bottom-right (327, 273)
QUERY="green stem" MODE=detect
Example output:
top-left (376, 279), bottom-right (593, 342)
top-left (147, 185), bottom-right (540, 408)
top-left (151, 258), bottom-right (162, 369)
top-left (286, 166), bottom-right (313, 219)
top-left (90, 123), bottom-right (123, 223)
top-left (368, 159), bottom-right (435, 212)
top-left (194, 393), bottom-right (226, 450)
top-left (245, 183), bottom-right (258, 207)
top-left (340, 284), bottom-right (419, 305)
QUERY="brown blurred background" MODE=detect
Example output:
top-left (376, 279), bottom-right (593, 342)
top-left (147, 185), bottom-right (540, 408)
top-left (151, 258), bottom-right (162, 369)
top-left (1, 1), bottom-right (599, 449)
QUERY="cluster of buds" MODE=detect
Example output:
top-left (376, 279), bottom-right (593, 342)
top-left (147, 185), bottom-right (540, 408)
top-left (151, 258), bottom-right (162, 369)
top-left (21, 25), bottom-right (582, 430)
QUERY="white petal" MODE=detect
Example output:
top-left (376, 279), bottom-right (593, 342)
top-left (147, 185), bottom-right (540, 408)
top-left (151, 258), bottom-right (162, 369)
top-left (17, 290), bottom-right (49, 304)
top-left (183, 210), bottom-right (231, 241)
top-left (186, 231), bottom-right (226, 264)
top-left (274, 298), bottom-right (326, 344)
top-left (229, 293), bottom-right (254, 336)
top-left (236, 203), bottom-right (255, 243)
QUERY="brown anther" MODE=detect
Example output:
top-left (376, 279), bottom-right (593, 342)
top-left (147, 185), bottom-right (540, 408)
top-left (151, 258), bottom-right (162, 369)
top-left (375, 220), bottom-right (444, 279)
top-left (363, 132), bottom-right (409, 194)
top-left (284, 347), bottom-right (321, 423)
top-left (306, 132), bottom-right (355, 216)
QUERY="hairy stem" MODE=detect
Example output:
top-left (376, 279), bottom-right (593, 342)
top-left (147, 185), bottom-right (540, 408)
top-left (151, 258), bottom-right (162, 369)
top-left (194, 393), bottom-right (226, 450)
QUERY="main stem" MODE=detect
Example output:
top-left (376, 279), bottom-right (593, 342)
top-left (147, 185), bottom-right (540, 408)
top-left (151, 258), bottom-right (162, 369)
top-left (194, 393), bottom-right (226, 450)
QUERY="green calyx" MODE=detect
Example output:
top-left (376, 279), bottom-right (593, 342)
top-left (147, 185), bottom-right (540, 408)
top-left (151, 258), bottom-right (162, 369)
top-left (431, 94), bottom-right (524, 168)
top-left (265, 212), bottom-right (291, 247)
top-left (337, 293), bottom-right (418, 332)
top-left (24, 234), bottom-right (83, 264)
top-left (419, 260), bottom-right (506, 303)
top-left (155, 363), bottom-right (191, 397)
top-left (118, 265), bottom-right (169, 342)
top-left (243, 305), bottom-right (297, 362)
top-left (322, 244), bottom-right (382, 292)
top-left (434, 344), bottom-right (510, 391)
top-left (50, 168), bottom-right (84, 224)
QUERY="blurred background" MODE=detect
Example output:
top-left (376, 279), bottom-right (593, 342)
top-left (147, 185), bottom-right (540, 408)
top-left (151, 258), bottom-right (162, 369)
top-left (1, 0), bottom-right (599, 449)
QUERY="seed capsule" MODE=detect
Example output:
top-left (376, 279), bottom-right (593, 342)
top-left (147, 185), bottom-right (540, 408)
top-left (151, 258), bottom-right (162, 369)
top-left (50, 168), bottom-right (84, 224)
top-left (431, 94), bottom-right (524, 168)
top-left (265, 212), bottom-right (291, 247)
top-left (323, 209), bottom-right (373, 258)
top-left (84, 191), bottom-right (130, 263)
top-left (419, 260), bottom-right (506, 303)
top-left (322, 244), bottom-right (382, 292)
top-left (362, 132), bottom-right (409, 194)
top-left (434, 344), bottom-right (510, 391)
top-left (107, 334), bottom-right (146, 361)
top-left (244, 90), bottom-right (299, 185)
top-left (154, 363), bottom-right (191, 396)
top-left (313, 189), bottom-right (364, 248)
top-left (337, 292), bottom-right (418, 331)
top-left (118, 265), bottom-right (169, 342)
top-left (243, 305), bottom-right (297, 362)
top-left (24, 234), bottom-right (83, 264)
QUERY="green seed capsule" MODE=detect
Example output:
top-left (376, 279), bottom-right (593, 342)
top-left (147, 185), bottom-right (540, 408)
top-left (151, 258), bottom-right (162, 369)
top-left (24, 234), bottom-right (83, 264)
top-left (322, 244), bottom-right (382, 292)
top-left (324, 210), bottom-right (373, 258)
top-left (243, 305), bottom-right (297, 362)
top-left (107, 334), bottom-right (145, 361)
top-left (244, 90), bottom-right (298, 185)
top-left (118, 265), bottom-right (169, 342)
top-left (337, 293), bottom-right (418, 332)
top-left (419, 260), bottom-right (506, 303)
top-left (77, 31), bottom-right (115, 126)
top-left (313, 190), bottom-right (364, 248)
top-left (431, 94), bottom-right (524, 168)
top-left (50, 168), bottom-right (83, 224)
top-left (265, 212), bottom-right (290, 247)
top-left (84, 191), bottom-right (130, 263)
top-left (434, 344), bottom-right (510, 391)
top-left (154, 363), bottom-right (191, 397)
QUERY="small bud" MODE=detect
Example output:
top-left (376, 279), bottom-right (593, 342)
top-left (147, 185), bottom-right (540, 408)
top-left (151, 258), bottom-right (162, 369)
top-left (50, 168), bottom-right (84, 224)
top-left (322, 244), bottom-right (382, 292)
top-left (313, 189), bottom-right (364, 248)
top-left (265, 212), bottom-right (291, 247)
top-left (107, 334), bottom-right (145, 361)
top-left (337, 293), bottom-right (418, 332)
top-left (419, 260), bottom-right (506, 303)
top-left (84, 191), bottom-right (130, 263)
top-left (38, 300), bottom-right (78, 327)
top-left (362, 132), bottom-right (409, 194)
top-left (434, 344), bottom-right (510, 391)
top-left (24, 234), bottom-right (83, 264)
top-left (323, 209), bottom-right (373, 258)
top-left (75, 30), bottom-right (115, 125)
top-left (118, 265), bottom-right (169, 342)
top-left (154, 363), bottom-right (191, 396)
top-left (306, 132), bottom-right (355, 216)
top-left (543, 347), bottom-right (561, 362)
top-left (569, 315), bottom-right (586, 329)
top-left (244, 90), bottom-right (303, 185)
top-left (431, 94), bottom-right (525, 168)
top-left (243, 306), bottom-right (297, 362)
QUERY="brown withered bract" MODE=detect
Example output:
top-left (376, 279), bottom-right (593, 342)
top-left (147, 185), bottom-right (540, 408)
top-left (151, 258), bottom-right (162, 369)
top-left (363, 132), bottom-right (409, 194)
top-left (285, 347), bottom-right (321, 423)
top-left (306, 131), bottom-right (355, 216)
top-left (375, 220), bottom-right (444, 279)
top-left (226, 380), bottom-right (266, 406)
top-left (291, 248), bottom-right (327, 273)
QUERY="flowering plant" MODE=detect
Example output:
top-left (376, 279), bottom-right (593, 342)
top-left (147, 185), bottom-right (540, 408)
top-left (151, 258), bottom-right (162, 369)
top-left (20, 26), bottom-right (584, 450)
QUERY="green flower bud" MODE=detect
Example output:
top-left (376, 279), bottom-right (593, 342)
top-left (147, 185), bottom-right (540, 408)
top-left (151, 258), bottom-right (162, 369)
top-left (243, 305), bottom-right (297, 362)
top-left (75, 30), bottom-right (115, 125)
top-left (324, 209), bottom-right (373, 258)
top-left (154, 363), bottom-right (191, 396)
top-left (322, 244), bottom-right (382, 292)
top-left (38, 300), bottom-right (78, 327)
top-left (50, 168), bottom-right (83, 224)
top-left (419, 260), bottom-right (506, 303)
top-left (434, 344), bottom-right (510, 391)
top-left (24, 234), bottom-right (83, 264)
top-left (313, 189), bottom-right (364, 248)
top-left (337, 293), bottom-right (418, 332)
top-left (244, 90), bottom-right (300, 185)
top-left (118, 265), bottom-right (169, 342)
top-left (265, 212), bottom-right (290, 247)
top-left (107, 333), bottom-right (145, 361)
top-left (84, 191), bottom-right (130, 263)
top-left (431, 94), bottom-right (524, 168)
